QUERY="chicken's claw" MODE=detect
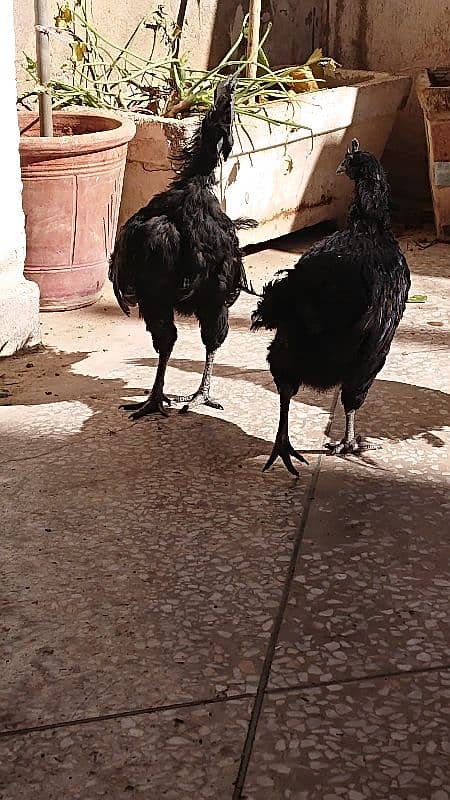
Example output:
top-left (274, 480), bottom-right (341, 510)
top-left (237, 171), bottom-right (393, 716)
top-left (172, 392), bottom-right (224, 413)
top-left (263, 437), bottom-right (308, 477)
top-left (120, 394), bottom-right (171, 420)
top-left (325, 435), bottom-right (381, 455)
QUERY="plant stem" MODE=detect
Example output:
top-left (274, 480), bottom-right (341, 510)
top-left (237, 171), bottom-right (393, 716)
top-left (246, 0), bottom-right (262, 80)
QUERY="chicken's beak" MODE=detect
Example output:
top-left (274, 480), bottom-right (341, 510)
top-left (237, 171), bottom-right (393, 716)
top-left (336, 160), bottom-right (346, 175)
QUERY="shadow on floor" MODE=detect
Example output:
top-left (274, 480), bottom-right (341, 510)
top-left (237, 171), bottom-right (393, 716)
top-left (2, 345), bottom-right (449, 455)
top-left (1, 427), bottom-right (448, 736)
top-left (1, 344), bottom-right (447, 519)
top-left (0, 347), bottom-right (276, 469)
top-left (395, 322), bottom-right (450, 349)
top-left (126, 356), bottom-right (450, 448)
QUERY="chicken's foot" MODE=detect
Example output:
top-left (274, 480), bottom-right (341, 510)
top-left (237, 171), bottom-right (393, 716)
top-left (121, 351), bottom-right (171, 420)
top-left (171, 350), bottom-right (224, 412)
top-left (326, 410), bottom-right (381, 455)
top-left (121, 393), bottom-right (171, 420)
top-left (264, 391), bottom-right (308, 477)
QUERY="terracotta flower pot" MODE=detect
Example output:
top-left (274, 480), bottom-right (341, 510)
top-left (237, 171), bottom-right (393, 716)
top-left (19, 110), bottom-right (136, 311)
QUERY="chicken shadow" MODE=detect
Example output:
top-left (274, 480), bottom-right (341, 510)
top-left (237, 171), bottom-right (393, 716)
top-left (128, 356), bottom-right (450, 448)
top-left (3, 342), bottom-right (447, 458)
top-left (0, 347), bottom-right (275, 467)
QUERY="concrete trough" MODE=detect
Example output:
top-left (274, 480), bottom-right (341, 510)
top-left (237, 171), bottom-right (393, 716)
top-left (119, 70), bottom-right (411, 245)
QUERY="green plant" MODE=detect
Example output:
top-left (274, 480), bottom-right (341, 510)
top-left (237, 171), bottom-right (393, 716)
top-left (18, 1), bottom-right (338, 131)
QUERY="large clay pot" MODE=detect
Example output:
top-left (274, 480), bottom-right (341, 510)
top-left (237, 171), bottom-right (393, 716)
top-left (19, 110), bottom-right (136, 311)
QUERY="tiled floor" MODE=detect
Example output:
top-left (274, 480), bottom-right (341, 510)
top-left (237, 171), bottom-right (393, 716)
top-left (0, 227), bottom-right (449, 798)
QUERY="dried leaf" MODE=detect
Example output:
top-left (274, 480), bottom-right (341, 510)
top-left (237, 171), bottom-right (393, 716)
top-left (284, 155), bottom-right (294, 174)
top-left (55, 3), bottom-right (73, 29)
top-left (70, 41), bottom-right (87, 62)
top-left (306, 48), bottom-right (323, 65)
top-left (290, 66), bottom-right (319, 93)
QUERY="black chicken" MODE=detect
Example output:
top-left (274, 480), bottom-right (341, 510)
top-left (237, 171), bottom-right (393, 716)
top-left (251, 139), bottom-right (411, 476)
top-left (109, 77), bottom-right (252, 419)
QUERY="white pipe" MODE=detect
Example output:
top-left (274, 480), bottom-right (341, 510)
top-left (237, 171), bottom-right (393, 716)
top-left (246, 0), bottom-right (262, 80)
top-left (34, 0), bottom-right (53, 136)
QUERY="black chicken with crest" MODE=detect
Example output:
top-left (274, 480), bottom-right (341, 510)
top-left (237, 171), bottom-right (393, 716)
top-left (109, 77), bottom-right (254, 418)
top-left (252, 139), bottom-right (411, 476)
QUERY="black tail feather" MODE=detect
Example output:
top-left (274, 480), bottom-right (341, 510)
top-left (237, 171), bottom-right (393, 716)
top-left (237, 255), bottom-right (261, 298)
top-left (234, 218), bottom-right (260, 296)
top-left (108, 226), bottom-right (135, 317)
top-left (251, 275), bottom-right (290, 330)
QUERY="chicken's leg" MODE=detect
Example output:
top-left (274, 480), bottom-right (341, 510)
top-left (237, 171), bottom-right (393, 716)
top-left (326, 409), bottom-right (380, 455)
top-left (172, 350), bottom-right (223, 412)
top-left (121, 350), bottom-right (172, 420)
top-left (264, 390), bottom-right (308, 477)
top-left (121, 314), bottom-right (177, 420)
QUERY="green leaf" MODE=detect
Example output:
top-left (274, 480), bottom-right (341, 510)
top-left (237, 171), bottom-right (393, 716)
top-left (407, 295), bottom-right (427, 303)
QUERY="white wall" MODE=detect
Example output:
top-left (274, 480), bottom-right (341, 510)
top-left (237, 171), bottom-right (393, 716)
top-left (0, 0), bottom-right (40, 356)
top-left (14, 1), bottom-right (326, 89)
top-left (1, 1), bottom-right (27, 276)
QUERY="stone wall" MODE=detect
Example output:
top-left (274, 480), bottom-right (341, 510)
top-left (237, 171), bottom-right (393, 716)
top-left (327, 0), bottom-right (450, 215)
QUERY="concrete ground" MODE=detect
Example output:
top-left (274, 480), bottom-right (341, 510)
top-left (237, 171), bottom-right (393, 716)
top-left (0, 226), bottom-right (449, 800)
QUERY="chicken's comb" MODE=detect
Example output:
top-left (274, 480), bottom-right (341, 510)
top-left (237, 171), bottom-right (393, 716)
top-left (348, 138), bottom-right (360, 153)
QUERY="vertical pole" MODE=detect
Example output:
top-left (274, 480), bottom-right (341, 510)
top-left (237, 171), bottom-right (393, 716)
top-left (34, 0), bottom-right (53, 136)
top-left (246, 0), bottom-right (262, 80)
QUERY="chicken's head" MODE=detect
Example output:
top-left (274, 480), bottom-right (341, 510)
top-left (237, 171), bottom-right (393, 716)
top-left (202, 76), bottom-right (236, 161)
top-left (336, 139), bottom-right (384, 184)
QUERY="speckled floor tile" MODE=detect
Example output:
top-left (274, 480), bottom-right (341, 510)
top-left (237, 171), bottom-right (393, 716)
top-left (1, 226), bottom-right (449, 798)
top-left (0, 425), bottom-right (319, 729)
top-left (269, 456), bottom-right (450, 689)
top-left (267, 244), bottom-right (449, 691)
top-left (0, 285), bottom-right (334, 731)
top-left (269, 388), bottom-right (449, 686)
top-left (244, 670), bottom-right (450, 799)
top-left (0, 697), bottom-right (253, 799)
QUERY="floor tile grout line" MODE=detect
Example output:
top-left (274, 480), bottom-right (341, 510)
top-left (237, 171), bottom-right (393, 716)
top-left (231, 389), bottom-right (340, 800)
top-left (266, 662), bottom-right (450, 697)
top-left (1, 662), bottom-right (448, 742)
top-left (0, 692), bottom-right (253, 740)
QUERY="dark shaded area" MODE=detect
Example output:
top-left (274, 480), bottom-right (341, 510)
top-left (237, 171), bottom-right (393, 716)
top-left (124, 356), bottom-right (449, 447)
top-left (2, 344), bottom-right (448, 451)
top-left (0, 347), bottom-right (275, 466)
top-left (205, 1), bottom-right (324, 71)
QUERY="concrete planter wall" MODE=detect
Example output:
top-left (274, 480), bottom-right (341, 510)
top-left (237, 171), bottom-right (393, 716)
top-left (119, 70), bottom-right (411, 245)
top-left (417, 69), bottom-right (450, 242)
